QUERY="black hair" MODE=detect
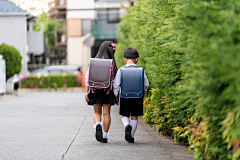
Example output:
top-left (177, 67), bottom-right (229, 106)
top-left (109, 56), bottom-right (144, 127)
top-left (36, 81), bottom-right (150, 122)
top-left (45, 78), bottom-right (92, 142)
top-left (123, 48), bottom-right (139, 59)
top-left (95, 41), bottom-right (118, 78)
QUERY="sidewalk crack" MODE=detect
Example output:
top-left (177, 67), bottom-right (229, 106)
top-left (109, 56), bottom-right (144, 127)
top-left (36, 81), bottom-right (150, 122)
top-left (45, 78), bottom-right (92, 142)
top-left (62, 116), bottom-right (86, 160)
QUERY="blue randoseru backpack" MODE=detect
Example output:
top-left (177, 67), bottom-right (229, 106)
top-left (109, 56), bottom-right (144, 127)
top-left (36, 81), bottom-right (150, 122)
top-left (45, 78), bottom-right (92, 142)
top-left (120, 65), bottom-right (144, 98)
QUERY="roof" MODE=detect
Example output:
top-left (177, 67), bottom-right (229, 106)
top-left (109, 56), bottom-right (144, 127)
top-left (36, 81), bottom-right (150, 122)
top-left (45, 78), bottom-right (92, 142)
top-left (0, 0), bottom-right (29, 15)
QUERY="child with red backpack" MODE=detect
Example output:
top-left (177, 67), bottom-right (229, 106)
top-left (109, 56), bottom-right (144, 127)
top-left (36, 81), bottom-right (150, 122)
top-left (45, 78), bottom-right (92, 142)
top-left (85, 41), bottom-right (118, 143)
top-left (113, 48), bottom-right (149, 143)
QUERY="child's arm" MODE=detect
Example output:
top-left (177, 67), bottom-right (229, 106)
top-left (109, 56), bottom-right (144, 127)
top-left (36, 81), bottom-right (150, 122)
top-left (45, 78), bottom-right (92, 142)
top-left (144, 71), bottom-right (149, 94)
top-left (85, 67), bottom-right (89, 102)
top-left (85, 86), bottom-right (89, 102)
top-left (113, 69), bottom-right (121, 98)
top-left (85, 67), bottom-right (89, 87)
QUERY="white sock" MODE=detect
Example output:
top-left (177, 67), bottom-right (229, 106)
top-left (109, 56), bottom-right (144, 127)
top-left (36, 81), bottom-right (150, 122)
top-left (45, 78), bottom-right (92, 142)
top-left (131, 120), bottom-right (138, 138)
top-left (122, 116), bottom-right (130, 127)
top-left (103, 132), bottom-right (109, 139)
top-left (93, 122), bottom-right (102, 130)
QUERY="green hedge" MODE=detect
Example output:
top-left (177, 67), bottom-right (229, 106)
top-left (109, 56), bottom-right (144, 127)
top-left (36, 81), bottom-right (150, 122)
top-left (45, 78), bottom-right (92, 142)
top-left (116, 0), bottom-right (240, 159)
top-left (175, 0), bottom-right (240, 159)
top-left (20, 74), bottom-right (81, 89)
top-left (116, 0), bottom-right (194, 135)
top-left (0, 43), bottom-right (22, 79)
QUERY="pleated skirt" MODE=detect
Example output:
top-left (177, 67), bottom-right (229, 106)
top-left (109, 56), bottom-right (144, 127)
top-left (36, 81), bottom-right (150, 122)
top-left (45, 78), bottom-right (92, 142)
top-left (87, 89), bottom-right (117, 105)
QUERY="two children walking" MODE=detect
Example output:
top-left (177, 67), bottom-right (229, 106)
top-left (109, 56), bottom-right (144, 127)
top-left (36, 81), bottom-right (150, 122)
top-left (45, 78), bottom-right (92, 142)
top-left (85, 41), bottom-right (149, 143)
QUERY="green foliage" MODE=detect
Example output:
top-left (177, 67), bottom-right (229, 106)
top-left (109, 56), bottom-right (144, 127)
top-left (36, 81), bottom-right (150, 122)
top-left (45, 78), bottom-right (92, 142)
top-left (117, 0), bottom-right (240, 159)
top-left (20, 74), bottom-right (81, 89)
top-left (117, 0), bottom-right (195, 138)
top-left (174, 0), bottom-right (240, 159)
top-left (0, 43), bottom-right (22, 79)
top-left (34, 14), bottom-right (57, 49)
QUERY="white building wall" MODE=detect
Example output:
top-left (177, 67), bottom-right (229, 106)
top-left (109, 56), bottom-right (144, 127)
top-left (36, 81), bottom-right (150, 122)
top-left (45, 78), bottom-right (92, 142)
top-left (0, 16), bottom-right (28, 76)
top-left (67, 0), bottom-right (94, 9)
top-left (95, 1), bottom-right (130, 8)
top-left (83, 45), bottom-right (91, 73)
top-left (67, 37), bottom-right (91, 68)
top-left (67, 37), bottom-right (83, 66)
top-left (67, 10), bottom-right (95, 19)
top-left (67, 0), bottom-right (95, 67)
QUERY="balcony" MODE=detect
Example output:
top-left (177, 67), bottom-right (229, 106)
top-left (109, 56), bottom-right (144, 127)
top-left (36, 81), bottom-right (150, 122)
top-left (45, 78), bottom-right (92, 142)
top-left (55, 21), bottom-right (66, 47)
top-left (55, 0), bottom-right (66, 9)
top-left (92, 9), bottom-right (119, 40)
top-left (49, 0), bottom-right (66, 18)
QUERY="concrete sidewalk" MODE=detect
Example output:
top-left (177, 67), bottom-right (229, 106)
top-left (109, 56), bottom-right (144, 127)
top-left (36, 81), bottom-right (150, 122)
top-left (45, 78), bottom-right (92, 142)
top-left (0, 91), bottom-right (193, 160)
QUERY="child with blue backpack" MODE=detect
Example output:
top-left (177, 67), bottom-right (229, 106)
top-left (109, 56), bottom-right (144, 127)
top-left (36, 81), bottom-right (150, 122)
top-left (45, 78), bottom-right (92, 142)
top-left (113, 48), bottom-right (149, 143)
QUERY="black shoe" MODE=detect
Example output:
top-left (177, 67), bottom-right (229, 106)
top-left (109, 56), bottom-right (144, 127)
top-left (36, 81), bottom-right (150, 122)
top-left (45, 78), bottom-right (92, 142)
top-left (127, 137), bottom-right (135, 143)
top-left (102, 138), bottom-right (108, 143)
top-left (125, 125), bottom-right (132, 142)
top-left (95, 124), bottom-right (103, 142)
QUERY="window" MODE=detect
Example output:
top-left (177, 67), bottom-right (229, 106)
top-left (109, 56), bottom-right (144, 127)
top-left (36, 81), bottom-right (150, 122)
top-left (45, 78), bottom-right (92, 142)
top-left (107, 9), bottom-right (120, 23)
top-left (82, 20), bottom-right (92, 35)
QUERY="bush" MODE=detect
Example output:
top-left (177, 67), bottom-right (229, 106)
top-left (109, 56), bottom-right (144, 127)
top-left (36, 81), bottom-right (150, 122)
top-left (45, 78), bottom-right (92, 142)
top-left (116, 0), bottom-right (195, 137)
top-left (20, 74), bottom-right (82, 89)
top-left (117, 0), bottom-right (240, 159)
top-left (0, 43), bottom-right (22, 79)
top-left (174, 0), bottom-right (240, 159)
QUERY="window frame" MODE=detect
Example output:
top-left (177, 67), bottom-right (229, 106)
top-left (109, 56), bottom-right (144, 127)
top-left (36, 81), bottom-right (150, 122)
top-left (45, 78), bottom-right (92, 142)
top-left (107, 8), bottom-right (120, 23)
top-left (82, 19), bottom-right (93, 36)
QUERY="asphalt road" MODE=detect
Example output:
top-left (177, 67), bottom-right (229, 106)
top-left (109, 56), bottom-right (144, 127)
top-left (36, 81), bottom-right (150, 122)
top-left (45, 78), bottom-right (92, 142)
top-left (0, 91), bottom-right (193, 160)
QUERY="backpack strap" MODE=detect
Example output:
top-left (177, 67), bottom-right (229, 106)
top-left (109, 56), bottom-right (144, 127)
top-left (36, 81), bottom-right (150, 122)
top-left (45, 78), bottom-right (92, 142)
top-left (104, 60), bottom-right (114, 95)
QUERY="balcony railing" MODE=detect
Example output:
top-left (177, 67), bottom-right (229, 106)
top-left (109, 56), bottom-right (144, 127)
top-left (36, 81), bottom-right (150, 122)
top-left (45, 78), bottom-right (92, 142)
top-left (55, 0), bottom-right (66, 6)
top-left (92, 9), bottom-right (119, 39)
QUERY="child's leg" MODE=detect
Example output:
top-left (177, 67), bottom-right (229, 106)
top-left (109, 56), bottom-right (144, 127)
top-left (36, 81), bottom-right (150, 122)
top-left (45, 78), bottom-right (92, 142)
top-left (123, 116), bottom-right (132, 142)
top-left (102, 104), bottom-right (111, 139)
top-left (130, 116), bottom-right (138, 138)
top-left (121, 116), bottom-right (130, 127)
top-left (93, 104), bottom-right (102, 123)
top-left (93, 104), bottom-right (103, 142)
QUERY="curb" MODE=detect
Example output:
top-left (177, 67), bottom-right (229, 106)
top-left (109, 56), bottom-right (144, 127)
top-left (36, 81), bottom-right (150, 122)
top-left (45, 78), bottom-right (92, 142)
top-left (0, 93), bottom-right (17, 100)
top-left (18, 87), bottom-right (84, 92)
top-left (138, 116), bottom-right (194, 159)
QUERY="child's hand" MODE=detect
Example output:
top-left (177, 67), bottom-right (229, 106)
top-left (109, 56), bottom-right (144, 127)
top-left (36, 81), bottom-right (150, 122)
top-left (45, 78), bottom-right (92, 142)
top-left (115, 96), bottom-right (119, 105)
top-left (85, 92), bottom-right (89, 102)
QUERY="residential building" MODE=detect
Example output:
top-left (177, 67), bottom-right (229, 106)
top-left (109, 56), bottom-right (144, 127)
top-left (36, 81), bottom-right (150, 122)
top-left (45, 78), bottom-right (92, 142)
top-left (50, 0), bottom-right (129, 71)
top-left (0, 0), bottom-right (30, 76)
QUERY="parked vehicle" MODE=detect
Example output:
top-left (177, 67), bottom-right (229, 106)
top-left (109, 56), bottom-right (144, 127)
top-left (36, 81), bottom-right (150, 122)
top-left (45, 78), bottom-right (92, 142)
top-left (6, 74), bottom-right (19, 94)
top-left (31, 65), bottom-right (81, 77)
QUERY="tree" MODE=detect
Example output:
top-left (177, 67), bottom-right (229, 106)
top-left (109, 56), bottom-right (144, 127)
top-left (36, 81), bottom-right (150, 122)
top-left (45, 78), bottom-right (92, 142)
top-left (9, 0), bottom-right (54, 16)
top-left (0, 44), bottom-right (22, 79)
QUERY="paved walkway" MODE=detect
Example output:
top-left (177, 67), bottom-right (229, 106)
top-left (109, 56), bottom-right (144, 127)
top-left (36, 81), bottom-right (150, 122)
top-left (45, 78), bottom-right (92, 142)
top-left (0, 91), bottom-right (193, 160)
